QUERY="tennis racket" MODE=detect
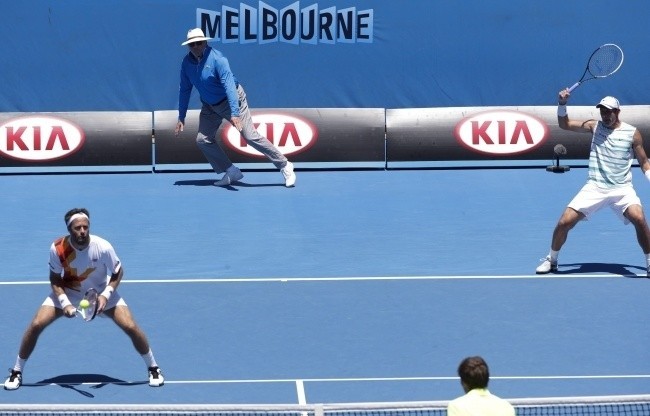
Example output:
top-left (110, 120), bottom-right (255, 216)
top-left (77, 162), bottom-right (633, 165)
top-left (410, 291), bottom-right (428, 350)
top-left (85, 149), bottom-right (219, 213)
top-left (76, 288), bottom-right (99, 322)
top-left (567, 44), bottom-right (624, 92)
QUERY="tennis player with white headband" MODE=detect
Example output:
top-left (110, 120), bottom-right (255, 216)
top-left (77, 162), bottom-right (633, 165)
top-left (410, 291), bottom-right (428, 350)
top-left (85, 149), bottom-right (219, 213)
top-left (4, 208), bottom-right (164, 390)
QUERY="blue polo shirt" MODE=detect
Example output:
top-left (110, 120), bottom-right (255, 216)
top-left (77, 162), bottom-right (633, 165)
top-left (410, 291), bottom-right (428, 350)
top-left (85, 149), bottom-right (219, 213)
top-left (178, 46), bottom-right (240, 122)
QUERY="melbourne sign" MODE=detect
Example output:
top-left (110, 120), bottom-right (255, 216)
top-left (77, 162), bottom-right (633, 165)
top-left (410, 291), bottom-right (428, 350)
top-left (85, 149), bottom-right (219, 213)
top-left (197, 2), bottom-right (374, 44)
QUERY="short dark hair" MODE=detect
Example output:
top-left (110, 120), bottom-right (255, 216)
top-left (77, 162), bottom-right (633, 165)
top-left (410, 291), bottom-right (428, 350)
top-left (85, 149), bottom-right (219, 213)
top-left (458, 356), bottom-right (489, 390)
top-left (64, 208), bottom-right (90, 227)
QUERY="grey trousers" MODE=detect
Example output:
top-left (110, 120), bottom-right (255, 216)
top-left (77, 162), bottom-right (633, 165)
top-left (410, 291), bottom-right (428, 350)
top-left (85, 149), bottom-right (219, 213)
top-left (196, 84), bottom-right (288, 174)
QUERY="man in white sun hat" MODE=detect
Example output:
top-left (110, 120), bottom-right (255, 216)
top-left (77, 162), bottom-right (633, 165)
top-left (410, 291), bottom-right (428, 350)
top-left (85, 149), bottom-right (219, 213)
top-left (174, 28), bottom-right (296, 188)
top-left (536, 90), bottom-right (650, 277)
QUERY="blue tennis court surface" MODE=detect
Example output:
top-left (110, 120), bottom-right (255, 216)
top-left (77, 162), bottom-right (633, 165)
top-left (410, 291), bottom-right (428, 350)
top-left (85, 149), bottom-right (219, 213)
top-left (1, 168), bottom-right (650, 404)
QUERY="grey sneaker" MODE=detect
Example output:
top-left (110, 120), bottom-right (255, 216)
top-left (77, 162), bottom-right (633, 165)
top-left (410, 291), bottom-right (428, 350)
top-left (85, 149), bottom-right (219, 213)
top-left (4, 369), bottom-right (22, 391)
top-left (215, 166), bottom-right (243, 186)
top-left (148, 366), bottom-right (164, 387)
top-left (281, 162), bottom-right (296, 187)
top-left (536, 256), bottom-right (558, 274)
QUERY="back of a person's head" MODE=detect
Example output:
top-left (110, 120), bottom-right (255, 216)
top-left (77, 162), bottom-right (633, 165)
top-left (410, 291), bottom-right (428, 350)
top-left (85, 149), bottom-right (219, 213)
top-left (458, 356), bottom-right (489, 390)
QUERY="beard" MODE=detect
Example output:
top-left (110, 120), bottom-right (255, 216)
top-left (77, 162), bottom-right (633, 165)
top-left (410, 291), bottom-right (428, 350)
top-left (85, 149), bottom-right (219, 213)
top-left (74, 234), bottom-right (89, 247)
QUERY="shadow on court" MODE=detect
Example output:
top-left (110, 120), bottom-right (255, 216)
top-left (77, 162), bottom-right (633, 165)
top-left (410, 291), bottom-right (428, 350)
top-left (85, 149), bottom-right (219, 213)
top-left (173, 179), bottom-right (217, 187)
top-left (25, 374), bottom-right (147, 397)
top-left (556, 262), bottom-right (647, 278)
top-left (174, 179), bottom-right (283, 188)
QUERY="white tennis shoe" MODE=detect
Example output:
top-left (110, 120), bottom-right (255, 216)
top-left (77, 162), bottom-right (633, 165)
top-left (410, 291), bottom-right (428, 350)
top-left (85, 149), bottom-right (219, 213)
top-left (148, 366), bottom-right (164, 387)
top-left (281, 162), bottom-right (296, 187)
top-left (3, 369), bottom-right (22, 390)
top-left (214, 166), bottom-right (243, 186)
top-left (536, 256), bottom-right (558, 274)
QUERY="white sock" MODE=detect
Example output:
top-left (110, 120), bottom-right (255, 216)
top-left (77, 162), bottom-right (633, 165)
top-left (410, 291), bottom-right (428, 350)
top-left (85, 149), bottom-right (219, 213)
top-left (13, 356), bottom-right (26, 372)
top-left (645, 253), bottom-right (650, 269)
top-left (141, 349), bottom-right (158, 368)
top-left (549, 250), bottom-right (559, 262)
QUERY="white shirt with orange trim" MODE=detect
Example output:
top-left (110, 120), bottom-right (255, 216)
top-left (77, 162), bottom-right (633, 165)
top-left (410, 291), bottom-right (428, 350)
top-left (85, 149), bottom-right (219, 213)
top-left (48, 234), bottom-right (121, 303)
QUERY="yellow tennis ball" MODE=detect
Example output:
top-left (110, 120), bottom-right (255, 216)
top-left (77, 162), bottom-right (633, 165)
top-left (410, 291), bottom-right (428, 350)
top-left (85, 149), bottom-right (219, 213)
top-left (79, 299), bottom-right (90, 309)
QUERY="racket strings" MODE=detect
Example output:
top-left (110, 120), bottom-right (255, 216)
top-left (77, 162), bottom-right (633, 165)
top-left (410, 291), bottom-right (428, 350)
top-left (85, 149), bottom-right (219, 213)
top-left (87, 293), bottom-right (98, 320)
top-left (80, 288), bottom-right (99, 321)
top-left (589, 45), bottom-right (623, 77)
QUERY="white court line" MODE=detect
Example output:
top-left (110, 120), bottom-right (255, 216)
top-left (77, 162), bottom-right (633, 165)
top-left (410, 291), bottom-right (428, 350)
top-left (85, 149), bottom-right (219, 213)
top-left (0, 273), bottom-right (631, 286)
top-left (296, 380), bottom-right (307, 404)
top-left (23, 374), bottom-right (650, 387)
top-left (161, 374), bottom-right (650, 383)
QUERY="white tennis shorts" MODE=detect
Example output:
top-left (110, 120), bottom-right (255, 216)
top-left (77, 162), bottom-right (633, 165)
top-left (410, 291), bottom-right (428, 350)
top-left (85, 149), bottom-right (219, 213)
top-left (568, 182), bottom-right (642, 224)
top-left (43, 291), bottom-right (126, 311)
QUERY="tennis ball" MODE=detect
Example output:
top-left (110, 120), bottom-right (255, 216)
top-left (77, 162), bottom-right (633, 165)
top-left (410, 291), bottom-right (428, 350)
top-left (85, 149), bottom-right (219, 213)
top-left (79, 299), bottom-right (90, 309)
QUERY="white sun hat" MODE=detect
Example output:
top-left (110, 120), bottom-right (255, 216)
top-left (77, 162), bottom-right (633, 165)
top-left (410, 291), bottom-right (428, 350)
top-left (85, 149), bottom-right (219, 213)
top-left (181, 28), bottom-right (211, 46)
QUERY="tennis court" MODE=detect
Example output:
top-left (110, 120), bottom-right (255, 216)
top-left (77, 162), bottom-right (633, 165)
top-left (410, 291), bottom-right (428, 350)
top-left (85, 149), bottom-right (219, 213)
top-left (2, 166), bottom-right (650, 411)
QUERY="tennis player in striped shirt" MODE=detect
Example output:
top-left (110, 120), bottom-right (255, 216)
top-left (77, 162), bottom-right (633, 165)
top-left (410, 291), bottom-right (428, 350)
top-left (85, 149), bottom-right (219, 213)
top-left (536, 90), bottom-right (650, 276)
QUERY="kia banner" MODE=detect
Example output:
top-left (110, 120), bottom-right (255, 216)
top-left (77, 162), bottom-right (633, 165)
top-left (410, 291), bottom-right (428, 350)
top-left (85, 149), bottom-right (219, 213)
top-left (386, 105), bottom-right (650, 163)
top-left (0, 112), bottom-right (152, 168)
top-left (3, 105), bottom-right (650, 172)
top-left (153, 108), bottom-right (386, 167)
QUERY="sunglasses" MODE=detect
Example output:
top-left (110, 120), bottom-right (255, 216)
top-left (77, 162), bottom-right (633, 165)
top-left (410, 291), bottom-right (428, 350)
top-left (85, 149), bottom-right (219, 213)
top-left (188, 41), bottom-right (204, 47)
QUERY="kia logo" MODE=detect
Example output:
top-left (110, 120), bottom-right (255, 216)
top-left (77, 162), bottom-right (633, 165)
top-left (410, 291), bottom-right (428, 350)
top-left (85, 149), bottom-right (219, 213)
top-left (222, 113), bottom-right (317, 157)
top-left (0, 115), bottom-right (86, 162)
top-left (454, 110), bottom-right (548, 155)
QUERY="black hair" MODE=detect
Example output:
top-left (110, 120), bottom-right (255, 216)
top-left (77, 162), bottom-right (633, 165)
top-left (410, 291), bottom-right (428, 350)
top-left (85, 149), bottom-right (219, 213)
top-left (457, 356), bottom-right (490, 390)
top-left (64, 208), bottom-right (90, 227)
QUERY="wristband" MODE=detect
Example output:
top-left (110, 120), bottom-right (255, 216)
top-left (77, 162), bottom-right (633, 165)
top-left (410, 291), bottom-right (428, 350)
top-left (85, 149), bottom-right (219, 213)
top-left (101, 286), bottom-right (114, 301)
top-left (557, 104), bottom-right (567, 117)
top-left (645, 170), bottom-right (650, 182)
top-left (57, 294), bottom-right (72, 309)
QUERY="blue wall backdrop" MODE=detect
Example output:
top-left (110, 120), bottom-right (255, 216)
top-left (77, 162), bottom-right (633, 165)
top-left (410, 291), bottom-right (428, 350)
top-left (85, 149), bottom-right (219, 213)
top-left (1, 0), bottom-right (649, 113)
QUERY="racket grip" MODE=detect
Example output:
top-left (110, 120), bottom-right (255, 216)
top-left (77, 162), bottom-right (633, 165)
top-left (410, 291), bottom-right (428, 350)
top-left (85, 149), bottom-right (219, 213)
top-left (567, 82), bottom-right (580, 93)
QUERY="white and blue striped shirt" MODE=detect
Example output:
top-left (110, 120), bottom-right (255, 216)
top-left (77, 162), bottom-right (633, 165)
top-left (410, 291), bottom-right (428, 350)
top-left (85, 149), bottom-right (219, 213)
top-left (587, 121), bottom-right (637, 188)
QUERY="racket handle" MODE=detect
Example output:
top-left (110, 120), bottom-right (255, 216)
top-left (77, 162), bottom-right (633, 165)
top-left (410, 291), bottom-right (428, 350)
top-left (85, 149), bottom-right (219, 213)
top-left (567, 82), bottom-right (580, 93)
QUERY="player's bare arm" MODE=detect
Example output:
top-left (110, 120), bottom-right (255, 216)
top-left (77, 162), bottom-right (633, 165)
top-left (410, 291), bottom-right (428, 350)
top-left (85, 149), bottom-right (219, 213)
top-left (98, 267), bottom-right (124, 313)
top-left (633, 130), bottom-right (650, 173)
top-left (49, 271), bottom-right (75, 317)
top-left (557, 88), bottom-right (595, 133)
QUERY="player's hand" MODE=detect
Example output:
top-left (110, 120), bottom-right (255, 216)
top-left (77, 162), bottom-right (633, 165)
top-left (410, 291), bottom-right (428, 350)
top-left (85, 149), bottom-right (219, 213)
top-left (97, 296), bottom-right (108, 314)
top-left (230, 116), bottom-right (243, 132)
top-left (63, 305), bottom-right (76, 318)
top-left (174, 121), bottom-right (184, 136)
top-left (558, 89), bottom-right (570, 105)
